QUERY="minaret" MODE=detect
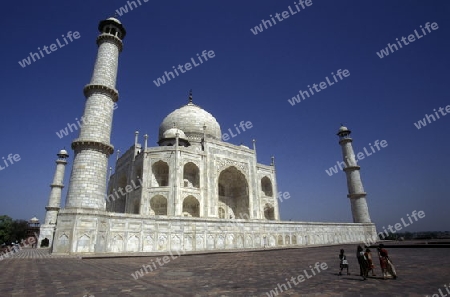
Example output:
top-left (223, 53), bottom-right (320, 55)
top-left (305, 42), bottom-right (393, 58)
top-left (64, 17), bottom-right (126, 210)
top-left (39, 149), bottom-right (69, 247)
top-left (337, 125), bottom-right (371, 223)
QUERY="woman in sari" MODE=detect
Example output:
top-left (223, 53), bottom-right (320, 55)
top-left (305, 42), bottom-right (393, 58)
top-left (377, 244), bottom-right (397, 279)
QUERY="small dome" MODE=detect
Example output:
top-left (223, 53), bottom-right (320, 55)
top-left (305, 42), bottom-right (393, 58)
top-left (163, 128), bottom-right (187, 139)
top-left (159, 102), bottom-right (221, 142)
top-left (58, 149), bottom-right (69, 155)
top-left (107, 17), bottom-right (122, 24)
top-left (57, 149), bottom-right (69, 158)
top-left (98, 17), bottom-right (127, 39)
top-left (337, 125), bottom-right (352, 136)
top-left (29, 217), bottom-right (39, 223)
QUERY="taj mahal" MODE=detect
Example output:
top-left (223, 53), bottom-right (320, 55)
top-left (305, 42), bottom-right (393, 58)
top-left (38, 17), bottom-right (377, 255)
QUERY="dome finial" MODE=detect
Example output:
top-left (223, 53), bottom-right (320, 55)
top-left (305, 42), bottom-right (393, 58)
top-left (188, 89), bottom-right (193, 104)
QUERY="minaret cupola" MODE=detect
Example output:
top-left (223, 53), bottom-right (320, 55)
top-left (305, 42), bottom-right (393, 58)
top-left (98, 17), bottom-right (126, 40)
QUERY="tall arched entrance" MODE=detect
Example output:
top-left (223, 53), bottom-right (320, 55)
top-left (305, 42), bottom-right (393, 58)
top-left (218, 166), bottom-right (249, 219)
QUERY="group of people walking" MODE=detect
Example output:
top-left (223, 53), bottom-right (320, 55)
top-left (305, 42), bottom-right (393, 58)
top-left (338, 244), bottom-right (397, 280)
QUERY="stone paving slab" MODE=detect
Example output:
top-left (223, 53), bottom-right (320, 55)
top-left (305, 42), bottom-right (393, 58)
top-left (0, 244), bottom-right (449, 296)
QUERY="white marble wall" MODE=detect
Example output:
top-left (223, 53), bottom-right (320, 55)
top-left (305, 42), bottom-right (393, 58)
top-left (52, 210), bottom-right (377, 254)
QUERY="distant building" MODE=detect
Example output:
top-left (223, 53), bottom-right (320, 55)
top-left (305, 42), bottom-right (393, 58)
top-left (27, 217), bottom-right (40, 240)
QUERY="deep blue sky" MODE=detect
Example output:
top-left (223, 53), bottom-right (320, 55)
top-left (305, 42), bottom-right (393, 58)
top-left (1, 1), bottom-right (449, 232)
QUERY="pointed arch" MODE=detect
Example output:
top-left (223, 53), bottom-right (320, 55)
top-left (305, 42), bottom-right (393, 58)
top-left (112, 234), bottom-right (124, 252)
top-left (285, 235), bottom-right (290, 245)
top-left (218, 166), bottom-right (249, 219)
top-left (152, 160), bottom-right (169, 187)
top-left (261, 176), bottom-right (273, 197)
top-left (77, 234), bottom-right (90, 253)
top-left (183, 162), bottom-right (200, 188)
top-left (277, 235), bottom-right (283, 246)
top-left (182, 196), bottom-right (200, 217)
top-left (150, 195), bottom-right (167, 215)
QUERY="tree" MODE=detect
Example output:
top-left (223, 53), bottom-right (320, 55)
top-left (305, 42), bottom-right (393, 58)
top-left (11, 220), bottom-right (28, 243)
top-left (0, 215), bottom-right (14, 244)
top-left (0, 216), bottom-right (30, 244)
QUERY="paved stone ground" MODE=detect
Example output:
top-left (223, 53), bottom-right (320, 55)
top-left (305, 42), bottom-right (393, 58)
top-left (0, 244), bottom-right (449, 297)
top-left (0, 248), bottom-right (78, 259)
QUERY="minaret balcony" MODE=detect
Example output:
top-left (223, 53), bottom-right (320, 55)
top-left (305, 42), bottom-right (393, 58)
top-left (83, 84), bottom-right (119, 102)
top-left (343, 165), bottom-right (361, 172)
top-left (347, 193), bottom-right (367, 199)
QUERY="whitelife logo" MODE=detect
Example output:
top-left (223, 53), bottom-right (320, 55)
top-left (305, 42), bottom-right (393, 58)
top-left (250, 0), bottom-right (313, 35)
top-left (376, 22), bottom-right (439, 59)
top-left (221, 121), bottom-right (253, 142)
top-left (0, 153), bottom-right (21, 172)
top-left (362, 210), bottom-right (425, 247)
top-left (115, 0), bottom-right (149, 16)
top-left (265, 262), bottom-right (328, 296)
top-left (131, 250), bottom-right (186, 280)
top-left (153, 50), bottom-right (216, 87)
top-left (426, 282), bottom-right (450, 297)
top-left (55, 103), bottom-right (118, 139)
top-left (414, 104), bottom-right (450, 130)
top-left (287, 69), bottom-right (350, 106)
top-left (325, 139), bottom-right (388, 177)
top-left (18, 31), bottom-right (81, 68)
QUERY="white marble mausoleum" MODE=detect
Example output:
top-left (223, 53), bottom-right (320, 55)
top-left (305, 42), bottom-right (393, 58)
top-left (39, 17), bottom-right (377, 255)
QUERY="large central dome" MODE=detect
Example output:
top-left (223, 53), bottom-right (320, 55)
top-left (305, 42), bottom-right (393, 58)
top-left (158, 97), bottom-right (222, 142)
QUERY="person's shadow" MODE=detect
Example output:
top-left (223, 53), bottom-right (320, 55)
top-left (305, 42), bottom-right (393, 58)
top-left (332, 272), bottom-right (384, 281)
